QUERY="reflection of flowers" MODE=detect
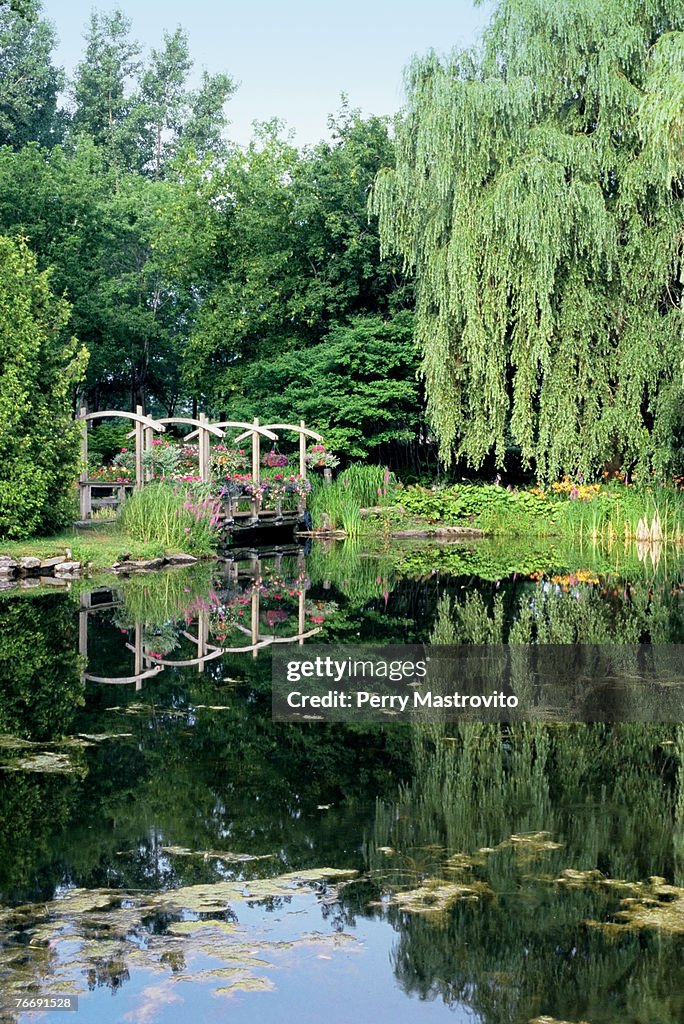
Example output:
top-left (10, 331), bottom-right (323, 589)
top-left (141, 622), bottom-right (180, 655)
top-left (263, 609), bottom-right (290, 628)
top-left (209, 595), bottom-right (251, 638)
top-left (260, 568), bottom-right (310, 594)
top-left (304, 599), bottom-right (338, 623)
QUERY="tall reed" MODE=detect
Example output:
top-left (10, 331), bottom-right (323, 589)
top-left (308, 464), bottom-right (396, 533)
top-left (118, 482), bottom-right (223, 554)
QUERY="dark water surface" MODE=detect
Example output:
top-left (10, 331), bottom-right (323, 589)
top-left (1, 539), bottom-right (684, 1023)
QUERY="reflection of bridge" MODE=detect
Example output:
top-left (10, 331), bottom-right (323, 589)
top-left (76, 406), bottom-right (324, 530)
top-left (78, 554), bottom-right (321, 689)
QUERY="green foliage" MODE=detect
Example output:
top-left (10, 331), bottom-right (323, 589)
top-left (400, 480), bottom-right (684, 540)
top-left (114, 562), bottom-right (218, 630)
top-left (337, 464), bottom-right (397, 507)
top-left (373, 0), bottom-right (684, 480)
top-left (0, 595), bottom-right (84, 739)
top-left (401, 483), bottom-right (557, 534)
top-left (180, 110), bottom-right (418, 463)
top-left (118, 481), bottom-right (221, 554)
top-left (0, 236), bottom-right (87, 538)
top-left (229, 312), bottom-right (420, 459)
top-left (71, 12), bottom-right (235, 176)
top-left (87, 422), bottom-right (131, 465)
top-left (0, 0), bottom-right (63, 148)
top-left (308, 464), bottom-right (397, 532)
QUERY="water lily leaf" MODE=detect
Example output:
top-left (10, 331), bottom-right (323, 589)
top-left (214, 976), bottom-right (275, 996)
top-left (1, 751), bottom-right (78, 774)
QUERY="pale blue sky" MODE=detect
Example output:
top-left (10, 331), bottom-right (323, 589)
top-left (41, 0), bottom-right (492, 147)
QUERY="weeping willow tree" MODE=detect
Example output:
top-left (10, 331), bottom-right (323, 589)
top-left (372, 0), bottom-right (684, 479)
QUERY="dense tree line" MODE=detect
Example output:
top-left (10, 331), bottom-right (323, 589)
top-left (0, 0), bottom-right (420, 498)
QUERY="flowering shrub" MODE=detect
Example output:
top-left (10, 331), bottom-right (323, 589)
top-left (143, 438), bottom-right (182, 478)
top-left (118, 481), bottom-right (224, 554)
top-left (88, 464), bottom-right (133, 484)
top-left (112, 447), bottom-right (137, 477)
top-left (260, 472), bottom-right (311, 505)
top-left (549, 477), bottom-right (602, 501)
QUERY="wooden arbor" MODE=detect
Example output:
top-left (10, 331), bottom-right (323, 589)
top-left (78, 407), bottom-right (166, 520)
top-left (179, 418), bottom-right (325, 526)
top-left (77, 409), bottom-right (325, 528)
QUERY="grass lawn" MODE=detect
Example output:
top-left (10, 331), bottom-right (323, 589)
top-left (0, 523), bottom-right (167, 569)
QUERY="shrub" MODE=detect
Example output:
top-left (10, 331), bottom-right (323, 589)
top-left (87, 422), bottom-right (131, 465)
top-left (0, 237), bottom-right (88, 538)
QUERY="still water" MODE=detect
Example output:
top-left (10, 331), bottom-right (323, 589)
top-left (1, 539), bottom-right (684, 1024)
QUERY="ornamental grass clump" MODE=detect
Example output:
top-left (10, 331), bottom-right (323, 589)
top-left (119, 482), bottom-right (223, 555)
top-left (308, 464), bottom-right (396, 534)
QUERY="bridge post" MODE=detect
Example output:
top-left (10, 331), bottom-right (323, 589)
top-left (134, 625), bottom-right (143, 691)
top-left (144, 424), bottom-right (153, 482)
top-left (135, 405), bottom-right (144, 489)
top-left (79, 592), bottom-right (90, 661)
top-left (198, 610), bottom-right (209, 672)
top-left (251, 417), bottom-right (261, 524)
top-left (299, 420), bottom-right (307, 479)
top-left (298, 589), bottom-right (305, 645)
top-left (79, 406), bottom-right (91, 520)
top-left (199, 412), bottom-right (210, 483)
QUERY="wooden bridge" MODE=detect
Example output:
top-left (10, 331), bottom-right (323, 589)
top-left (76, 406), bottom-right (324, 534)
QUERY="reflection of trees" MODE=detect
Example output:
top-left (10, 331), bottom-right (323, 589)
top-left (361, 722), bottom-right (684, 1023)
top-left (347, 583), bottom-right (684, 1024)
top-left (0, 595), bottom-right (84, 739)
top-left (434, 578), bottom-right (684, 646)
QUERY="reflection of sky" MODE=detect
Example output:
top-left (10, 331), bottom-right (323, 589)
top-left (41, 0), bottom-right (493, 147)
top-left (36, 898), bottom-right (476, 1024)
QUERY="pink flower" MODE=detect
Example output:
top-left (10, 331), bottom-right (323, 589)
top-left (121, 447), bottom-right (128, 453)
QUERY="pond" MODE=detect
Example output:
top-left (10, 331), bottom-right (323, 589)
top-left (1, 538), bottom-right (684, 1024)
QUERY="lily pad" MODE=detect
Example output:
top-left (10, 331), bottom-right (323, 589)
top-left (0, 868), bottom-right (361, 1011)
top-left (378, 877), bottom-right (491, 916)
top-left (1, 751), bottom-right (77, 774)
top-left (214, 976), bottom-right (275, 996)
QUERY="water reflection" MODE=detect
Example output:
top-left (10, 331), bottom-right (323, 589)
top-left (1, 541), bottom-right (684, 1022)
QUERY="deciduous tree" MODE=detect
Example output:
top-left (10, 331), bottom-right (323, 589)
top-left (373, 0), bottom-right (684, 480)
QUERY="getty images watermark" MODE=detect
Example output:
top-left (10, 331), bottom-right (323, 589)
top-left (272, 645), bottom-right (684, 722)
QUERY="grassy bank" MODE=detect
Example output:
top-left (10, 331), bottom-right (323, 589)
top-left (0, 524), bottom-right (167, 570)
top-left (1, 482), bottom-right (223, 569)
top-left (395, 479), bottom-right (684, 541)
top-left (307, 470), bottom-right (684, 543)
